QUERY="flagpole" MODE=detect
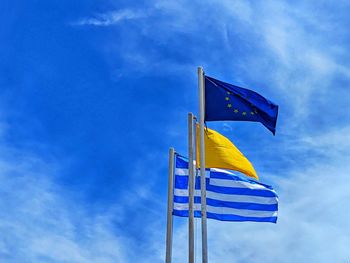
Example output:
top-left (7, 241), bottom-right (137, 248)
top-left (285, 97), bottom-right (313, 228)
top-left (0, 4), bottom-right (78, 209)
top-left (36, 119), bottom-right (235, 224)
top-left (198, 66), bottom-right (208, 263)
top-left (166, 147), bottom-right (175, 263)
top-left (188, 113), bottom-right (195, 263)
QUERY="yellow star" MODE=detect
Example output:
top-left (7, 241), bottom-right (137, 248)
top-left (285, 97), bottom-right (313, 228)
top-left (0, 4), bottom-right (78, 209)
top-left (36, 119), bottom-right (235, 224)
top-left (227, 104), bottom-right (232, 108)
top-left (234, 109), bottom-right (239, 113)
top-left (250, 111), bottom-right (255, 115)
top-left (242, 112), bottom-right (247, 116)
top-left (227, 91), bottom-right (231, 95)
top-left (225, 97), bottom-right (230, 101)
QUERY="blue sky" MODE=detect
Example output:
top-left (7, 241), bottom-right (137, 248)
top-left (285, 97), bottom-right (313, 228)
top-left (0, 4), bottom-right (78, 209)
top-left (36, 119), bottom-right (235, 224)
top-left (1, 0), bottom-right (350, 262)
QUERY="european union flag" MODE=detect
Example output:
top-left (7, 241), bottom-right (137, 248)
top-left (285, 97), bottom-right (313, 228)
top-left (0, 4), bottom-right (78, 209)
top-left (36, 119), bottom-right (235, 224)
top-left (205, 76), bottom-right (279, 135)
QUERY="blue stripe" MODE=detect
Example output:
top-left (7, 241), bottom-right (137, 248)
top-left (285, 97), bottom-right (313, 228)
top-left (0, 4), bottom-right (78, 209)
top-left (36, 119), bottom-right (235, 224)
top-left (176, 174), bottom-right (275, 194)
top-left (175, 177), bottom-right (207, 190)
top-left (173, 196), bottom-right (277, 211)
top-left (174, 176), bottom-right (188, 189)
top-left (210, 171), bottom-right (274, 190)
top-left (173, 195), bottom-right (199, 203)
top-left (172, 210), bottom-right (202, 218)
top-left (173, 210), bottom-right (277, 223)
top-left (209, 171), bottom-right (246, 181)
top-left (175, 157), bottom-right (188, 169)
top-left (174, 176), bottom-right (202, 190)
top-left (195, 177), bottom-right (201, 189)
top-left (206, 198), bottom-right (278, 211)
top-left (206, 212), bottom-right (277, 223)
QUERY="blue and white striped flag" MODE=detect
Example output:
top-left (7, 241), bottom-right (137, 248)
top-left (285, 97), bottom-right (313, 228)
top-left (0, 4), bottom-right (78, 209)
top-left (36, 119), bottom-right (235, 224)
top-left (173, 155), bottom-right (278, 223)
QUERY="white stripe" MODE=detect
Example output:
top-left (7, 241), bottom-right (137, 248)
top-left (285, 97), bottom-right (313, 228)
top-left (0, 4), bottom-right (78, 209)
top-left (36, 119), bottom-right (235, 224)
top-left (173, 203), bottom-right (278, 218)
top-left (173, 189), bottom-right (278, 205)
top-left (175, 168), bottom-right (188, 176)
top-left (209, 178), bottom-right (267, 190)
top-left (210, 168), bottom-right (234, 175)
top-left (175, 169), bottom-right (210, 178)
top-left (173, 189), bottom-right (190, 196)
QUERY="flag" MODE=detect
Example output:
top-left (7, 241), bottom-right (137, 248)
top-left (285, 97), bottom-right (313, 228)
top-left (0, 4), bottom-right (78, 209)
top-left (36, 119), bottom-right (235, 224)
top-left (196, 125), bottom-right (258, 180)
top-left (173, 155), bottom-right (278, 223)
top-left (205, 76), bottom-right (279, 135)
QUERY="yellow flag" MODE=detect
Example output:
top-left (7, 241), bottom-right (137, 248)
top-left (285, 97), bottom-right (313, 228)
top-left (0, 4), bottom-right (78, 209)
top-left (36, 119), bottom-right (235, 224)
top-left (196, 126), bottom-right (258, 180)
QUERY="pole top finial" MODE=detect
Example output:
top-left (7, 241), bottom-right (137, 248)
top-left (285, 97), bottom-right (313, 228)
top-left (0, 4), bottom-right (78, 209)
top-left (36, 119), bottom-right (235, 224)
top-left (197, 66), bottom-right (204, 74)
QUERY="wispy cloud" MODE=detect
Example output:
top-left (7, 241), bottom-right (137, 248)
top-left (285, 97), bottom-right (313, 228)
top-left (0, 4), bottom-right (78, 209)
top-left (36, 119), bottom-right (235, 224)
top-left (0, 120), bottom-right (167, 262)
top-left (86, 1), bottom-right (350, 130)
top-left (72, 9), bottom-right (144, 26)
top-left (205, 153), bottom-right (350, 263)
top-left (0, 133), bottom-right (127, 261)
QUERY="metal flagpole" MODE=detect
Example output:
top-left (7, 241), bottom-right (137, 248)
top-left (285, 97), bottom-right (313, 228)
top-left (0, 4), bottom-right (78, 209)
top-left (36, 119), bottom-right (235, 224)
top-left (166, 147), bottom-right (175, 263)
top-left (198, 67), bottom-right (208, 263)
top-left (188, 113), bottom-right (195, 263)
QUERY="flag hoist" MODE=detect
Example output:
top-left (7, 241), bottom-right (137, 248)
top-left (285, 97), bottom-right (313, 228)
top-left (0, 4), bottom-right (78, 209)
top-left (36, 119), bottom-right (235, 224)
top-left (165, 147), bottom-right (174, 263)
top-left (197, 67), bottom-right (208, 263)
top-left (187, 113), bottom-right (195, 263)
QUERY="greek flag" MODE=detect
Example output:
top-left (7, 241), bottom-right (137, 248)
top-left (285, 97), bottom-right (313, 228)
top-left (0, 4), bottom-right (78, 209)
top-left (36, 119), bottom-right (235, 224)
top-left (173, 155), bottom-right (278, 223)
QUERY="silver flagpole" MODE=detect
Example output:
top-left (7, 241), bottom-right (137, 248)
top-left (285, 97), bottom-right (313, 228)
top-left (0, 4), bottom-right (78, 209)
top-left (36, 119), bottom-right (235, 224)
top-left (166, 147), bottom-right (175, 263)
top-left (198, 67), bottom-right (208, 263)
top-left (188, 113), bottom-right (195, 263)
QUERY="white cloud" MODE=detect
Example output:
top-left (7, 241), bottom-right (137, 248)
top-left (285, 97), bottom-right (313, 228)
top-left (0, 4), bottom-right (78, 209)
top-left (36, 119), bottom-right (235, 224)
top-left (0, 142), bottom-right (129, 262)
top-left (0, 116), bottom-right (172, 263)
top-left (72, 9), bottom-right (144, 26)
top-left (300, 124), bottom-right (350, 158)
top-left (0, 119), bottom-right (168, 262)
top-left (83, 1), bottom-right (350, 131)
top-left (204, 154), bottom-right (350, 263)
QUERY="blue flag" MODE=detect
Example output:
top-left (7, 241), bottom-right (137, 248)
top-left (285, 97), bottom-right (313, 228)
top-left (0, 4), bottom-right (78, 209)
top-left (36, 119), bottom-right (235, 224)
top-left (173, 155), bottom-right (278, 223)
top-left (205, 76), bottom-right (279, 134)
